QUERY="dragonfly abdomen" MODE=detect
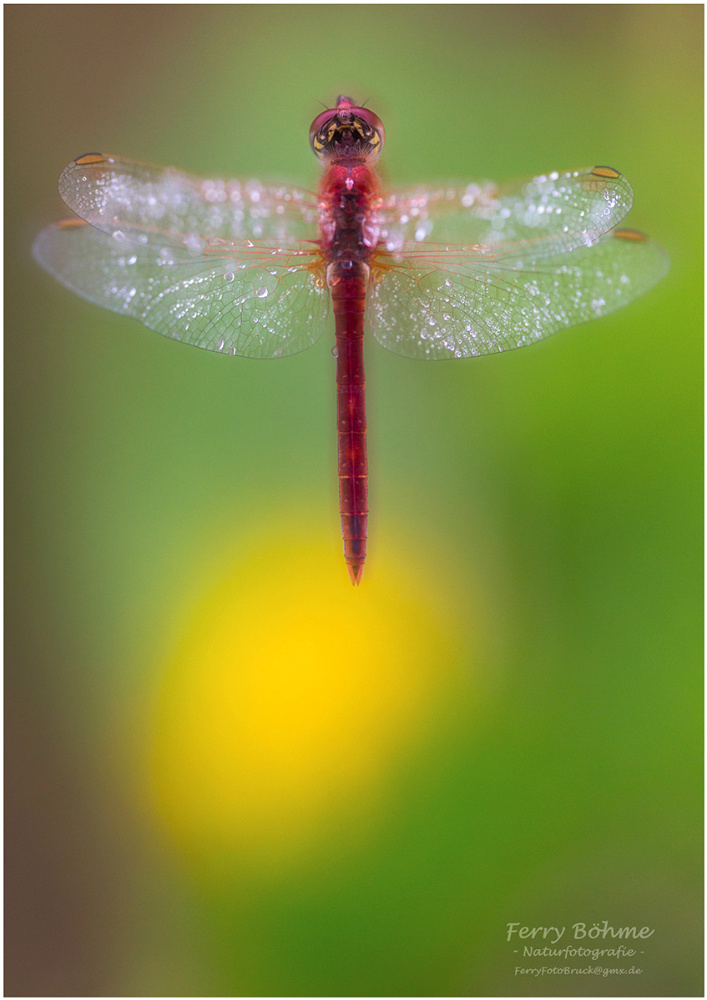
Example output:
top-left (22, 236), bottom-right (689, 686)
top-left (331, 266), bottom-right (368, 585)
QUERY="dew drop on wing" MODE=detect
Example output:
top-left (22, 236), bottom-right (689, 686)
top-left (256, 287), bottom-right (269, 299)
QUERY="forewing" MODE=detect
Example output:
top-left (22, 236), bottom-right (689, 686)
top-left (58, 153), bottom-right (320, 245)
top-left (33, 220), bottom-right (330, 358)
top-left (377, 167), bottom-right (633, 255)
top-left (367, 230), bottom-right (668, 360)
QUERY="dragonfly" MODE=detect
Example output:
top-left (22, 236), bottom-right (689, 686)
top-left (34, 96), bottom-right (667, 584)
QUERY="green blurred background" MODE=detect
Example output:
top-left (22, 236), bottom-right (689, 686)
top-left (6, 6), bottom-right (702, 997)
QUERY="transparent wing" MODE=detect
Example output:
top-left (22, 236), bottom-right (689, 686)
top-left (57, 153), bottom-right (320, 245)
top-left (33, 220), bottom-right (330, 358)
top-left (377, 166), bottom-right (633, 254)
top-left (367, 229), bottom-right (669, 360)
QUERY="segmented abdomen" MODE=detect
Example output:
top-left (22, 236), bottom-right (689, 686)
top-left (331, 268), bottom-right (368, 584)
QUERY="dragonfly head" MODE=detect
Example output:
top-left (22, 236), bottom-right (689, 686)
top-left (310, 96), bottom-right (385, 162)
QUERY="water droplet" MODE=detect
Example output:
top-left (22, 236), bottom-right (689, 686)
top-left (256, 286), bottom-right (268, 298)
top-left (224, 271), bottom-right (235, 283)
top-left (331, 345), bottom-right (339, 358)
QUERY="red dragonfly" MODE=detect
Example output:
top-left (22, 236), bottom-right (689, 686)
top-left (34, 96), bottom-right (667, 584)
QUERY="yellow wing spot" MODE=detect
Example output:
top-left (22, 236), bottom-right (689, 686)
top-left (57, 218), bottom-right (90, 229)
top-left (75, 153), bottom-right (106, 166)
top-left (591, 165), bottom-right (621, 179)
top-left (614, 228), bottom-right (648, 242)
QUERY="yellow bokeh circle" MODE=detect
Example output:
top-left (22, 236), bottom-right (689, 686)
top-left (144, 532), bottom-right (468, 872)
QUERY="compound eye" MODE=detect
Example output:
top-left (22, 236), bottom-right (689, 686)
top-left (309, 96), bottom-right (385, 159)
top-left (309, 105), bottom-right (386, 159)
top-left (309, 109), bottom-right (339, 159)
top-left (348, 107), bottom-right (385, 151)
